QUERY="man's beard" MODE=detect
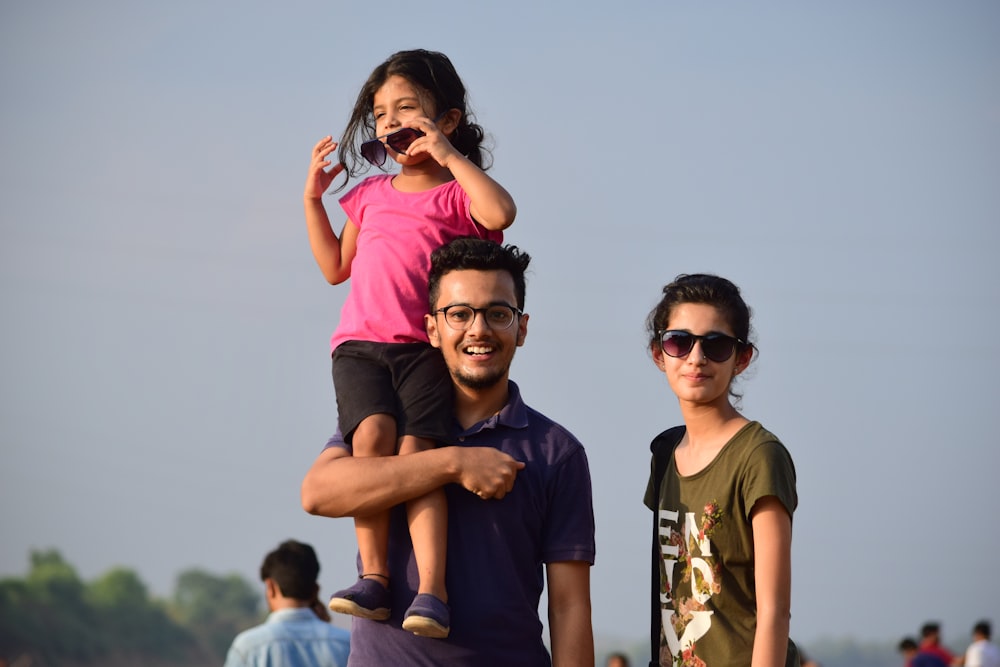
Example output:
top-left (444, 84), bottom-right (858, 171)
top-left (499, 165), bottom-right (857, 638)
top-left (452, 365), bottom-right (508, 391)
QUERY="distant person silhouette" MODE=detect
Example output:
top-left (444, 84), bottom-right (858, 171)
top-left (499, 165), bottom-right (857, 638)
top-left (605, 651), bottom-right (630, 667)
top-left (900, 636), bottom-right (948, 667)
top-left (964, 620), bottom-right (1000, 667)
top-left (223, 539), bottom-right (350, 667)
top-left (920, 622), bottom-right (957, 666)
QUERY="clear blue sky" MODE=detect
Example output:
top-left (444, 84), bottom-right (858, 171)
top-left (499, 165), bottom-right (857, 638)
top-left (2, 0), bottom-right (998, 650)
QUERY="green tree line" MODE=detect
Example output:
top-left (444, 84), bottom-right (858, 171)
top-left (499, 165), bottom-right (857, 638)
top-left (0, 549), bottom-right (263, 667)
top-left (1, 549), bottom-right (948, 667)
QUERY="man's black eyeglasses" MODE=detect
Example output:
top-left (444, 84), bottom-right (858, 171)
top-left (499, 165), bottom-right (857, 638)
top-left (434, 304), bottom-right (522, 331)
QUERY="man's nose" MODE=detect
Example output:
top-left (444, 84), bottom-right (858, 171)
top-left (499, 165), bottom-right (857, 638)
top-left (467, 310), bottom-right (491, 334)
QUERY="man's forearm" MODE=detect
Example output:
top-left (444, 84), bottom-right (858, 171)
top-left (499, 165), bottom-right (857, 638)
top-left (301, 444), bottom-right (524, 517)
top-left (550, 605), bottom-right (594, 667)
top-left (301, 447), bottom-right (459, 517)
top-left (546, 561), bottom-right (594, 667)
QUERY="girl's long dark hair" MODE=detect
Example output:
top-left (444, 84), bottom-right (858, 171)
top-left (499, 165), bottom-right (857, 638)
top-left (334, 49), bottom-right (492, 191)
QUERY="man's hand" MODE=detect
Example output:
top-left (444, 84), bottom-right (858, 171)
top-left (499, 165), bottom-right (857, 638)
top-left (455, 447), bottom-right (525, 500)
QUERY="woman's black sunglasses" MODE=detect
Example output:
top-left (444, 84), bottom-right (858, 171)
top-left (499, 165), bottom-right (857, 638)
top-left (659, 330), bottom-right (746, 363)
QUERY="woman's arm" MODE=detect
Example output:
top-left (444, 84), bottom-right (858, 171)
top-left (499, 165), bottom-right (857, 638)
top-left (750, 496), bottom-right (793, 667)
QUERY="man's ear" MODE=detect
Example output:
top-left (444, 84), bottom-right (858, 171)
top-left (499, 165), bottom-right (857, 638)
top-left (264, 578), bottom-right (280, 600)
top-left (515, 313), bottom-right (529, 347)
top-left (425, 313), bottom-right (441, 348)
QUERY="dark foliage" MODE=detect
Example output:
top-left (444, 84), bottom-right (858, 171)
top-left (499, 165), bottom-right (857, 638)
top-left (0, 549), bottom-right (263, 667)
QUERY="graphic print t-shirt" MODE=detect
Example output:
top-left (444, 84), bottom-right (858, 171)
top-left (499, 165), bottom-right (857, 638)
top-left (644, 421), bottom-right (798, 667)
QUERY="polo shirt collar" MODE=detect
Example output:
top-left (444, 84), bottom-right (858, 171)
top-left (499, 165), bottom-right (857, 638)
top-left (457, 380), bottom-right (529, 437)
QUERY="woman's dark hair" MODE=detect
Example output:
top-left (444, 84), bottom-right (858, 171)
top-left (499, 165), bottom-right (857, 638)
top-left (645, 273), bottom-right (753, 348)
top-left (645, 273), bottom-right (756, 400)
top-left (334, 49), bottom-right (491, 189)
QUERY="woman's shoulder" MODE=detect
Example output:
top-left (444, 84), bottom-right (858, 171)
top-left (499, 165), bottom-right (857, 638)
top-left (737, 420), bottom-right (780, 443)
top-left (730, 421), bottom-right (792, 459)
top-left (731, 421), bottom-right (797, 511)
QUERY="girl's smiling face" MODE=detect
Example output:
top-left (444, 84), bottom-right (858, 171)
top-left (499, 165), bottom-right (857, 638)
top-left (372, 75), bottom-right (434, 165)
top-left (652, 302), bottom-right (751, 408)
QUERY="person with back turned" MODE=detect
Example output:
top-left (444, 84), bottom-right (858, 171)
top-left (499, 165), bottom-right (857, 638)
top-left (223, 539), bottom-right (350, 667)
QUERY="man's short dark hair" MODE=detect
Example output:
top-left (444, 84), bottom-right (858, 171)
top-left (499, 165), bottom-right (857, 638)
top-left (259, 539), bottom-right (320, 600)
top-left (921, 622), bottom-right (941, 638)
top-left (899, 637), bottom-right (919, 652)
top-left (974, 620), bottom-right (992, 640)
top-left (428, 237), bottom-right (531, 311)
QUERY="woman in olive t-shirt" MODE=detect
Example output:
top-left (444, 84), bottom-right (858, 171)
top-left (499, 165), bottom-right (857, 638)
top-left (644, 274), bottom-right (799, 667)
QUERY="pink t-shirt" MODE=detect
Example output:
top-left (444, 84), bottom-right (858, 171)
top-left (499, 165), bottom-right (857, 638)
top-left (330, 175), bottom-right (503, 351)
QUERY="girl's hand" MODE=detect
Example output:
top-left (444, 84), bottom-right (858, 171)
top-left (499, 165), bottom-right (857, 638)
top-left (402, 116), bottom-right (462, 168)
top-left (304, 136), bottom-right (345, 200)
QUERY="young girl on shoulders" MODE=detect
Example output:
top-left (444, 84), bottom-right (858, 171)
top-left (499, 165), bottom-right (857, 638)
top-left (302, 49), bottom-right (516, 640)
top-left (644, 274), bottom-right (799, 667)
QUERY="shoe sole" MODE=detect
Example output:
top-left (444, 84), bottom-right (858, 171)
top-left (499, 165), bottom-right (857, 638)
top-left (328, 597), bottom-right (391, 621)
top-left (402, 615), bottom-right (450, 638)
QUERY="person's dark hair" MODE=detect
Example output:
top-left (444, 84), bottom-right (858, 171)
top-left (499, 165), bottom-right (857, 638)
top-left (428, 237), bottom-right (530, 311)
top-left (974, 620), bottom-right (992, 640)
top-left (899, 637), bottom-right (919, 652)
top-left (645, 274), bottom-right (753, 349)
top-left (259, 539), bottom-right (320, 600)
top-left (921, 621), bottom-right (941, 639)
top-left (335, 49), bottom-right (491, 188)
